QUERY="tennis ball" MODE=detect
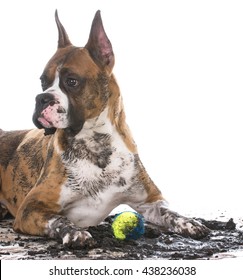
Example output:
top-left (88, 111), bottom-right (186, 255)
top-left (112, 211), bottom-right (145, 240)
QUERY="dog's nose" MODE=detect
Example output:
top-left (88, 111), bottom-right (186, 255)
top-left (35, 93), bottom-right (56, 108)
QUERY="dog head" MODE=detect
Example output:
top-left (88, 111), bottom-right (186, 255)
top-left (33, 10), bottom-right (115, 136)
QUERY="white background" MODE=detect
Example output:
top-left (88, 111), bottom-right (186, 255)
top-left (0, 0), bottom-right (242, 218)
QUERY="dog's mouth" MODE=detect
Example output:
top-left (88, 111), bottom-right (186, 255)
top-left (37, 116), bottom-right (53, 128)
top-left (33, 98), bottom-right (68, 128)
top-left (32, 93), bottom-right (85, 137)
top-left (33, 115), bottom-right (56, 136)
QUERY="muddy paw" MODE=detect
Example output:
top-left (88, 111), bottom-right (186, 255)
top-left (47, 216), bottom-right (96, 248)
top-left (177, 218), bottom-right (210, 239)
top-left (62, 230), bottom-right (95, 248)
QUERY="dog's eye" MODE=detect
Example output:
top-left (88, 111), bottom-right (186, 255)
top-left (66, 78), bottom-right (79, 87)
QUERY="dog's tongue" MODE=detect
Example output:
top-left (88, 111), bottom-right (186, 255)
top-left (38, 117), bottom-right (53, 128)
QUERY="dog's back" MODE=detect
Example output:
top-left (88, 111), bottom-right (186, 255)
top-left (0, 129), bottom-right (50, 217)
top-left (0, 129), bottom-right (29, 167)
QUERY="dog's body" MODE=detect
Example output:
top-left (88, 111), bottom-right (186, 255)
top-left (0, 11), bottom-right (209, 247)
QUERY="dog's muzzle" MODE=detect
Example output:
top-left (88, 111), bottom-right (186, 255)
top-left (32, 93), bottom-right (60, 135)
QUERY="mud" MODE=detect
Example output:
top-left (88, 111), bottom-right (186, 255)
top-left (0, 215), bottom-right (243, 260)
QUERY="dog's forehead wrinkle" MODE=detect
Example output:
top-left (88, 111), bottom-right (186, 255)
top-left (60, 47), bottom-right (81, 64)
top-left (42, 46), bottom-right (79, 80)
top-left (58, 49), bottom-right (100, 79)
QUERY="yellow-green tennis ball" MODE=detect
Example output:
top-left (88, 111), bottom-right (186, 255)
top-left (112, 211), bottom-right (145, 240)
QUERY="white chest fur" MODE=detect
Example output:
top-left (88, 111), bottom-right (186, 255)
top-left (58, 109), bottom-right (142, 228)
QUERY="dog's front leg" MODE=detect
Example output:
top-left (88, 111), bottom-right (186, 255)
top-left (129, 162), bottom-right (209, 239)
top-left (13, 191), bottom-right (93, 248)
top-left (134, 199), bottom-right (209, 239)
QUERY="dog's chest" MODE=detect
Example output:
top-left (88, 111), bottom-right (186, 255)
top-left (58, 128), bottom-right (137, 227)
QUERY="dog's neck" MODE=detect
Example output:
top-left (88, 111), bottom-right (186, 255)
top-left (107, 75), bottom-right (137, 153)
top-left (76, 107), bottom-right (111, 136)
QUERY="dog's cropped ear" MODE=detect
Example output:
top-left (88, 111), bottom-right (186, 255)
top-left (55, 10), bottom-right (72, 48)
top-left (85, 10), bottom-right (114, 73)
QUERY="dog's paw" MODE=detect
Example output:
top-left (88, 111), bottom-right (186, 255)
top-left (62, 230), bottom-right (95, 248)
top-left (173, 217), bottom-right (210, 239)
top-left (47, 216), bottom-right (96, 248)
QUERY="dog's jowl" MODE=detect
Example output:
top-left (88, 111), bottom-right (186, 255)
top-left (0, 11), bottom-right (209, 247)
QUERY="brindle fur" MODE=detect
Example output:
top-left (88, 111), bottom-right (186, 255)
top-left (0, 11), bottom-right (209, 247)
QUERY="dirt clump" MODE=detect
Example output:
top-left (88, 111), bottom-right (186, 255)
top-left (0, 215), bottom-right (242, 260)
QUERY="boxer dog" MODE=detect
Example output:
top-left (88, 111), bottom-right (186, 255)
top-left (0, 11), bottom-right (209, 247)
